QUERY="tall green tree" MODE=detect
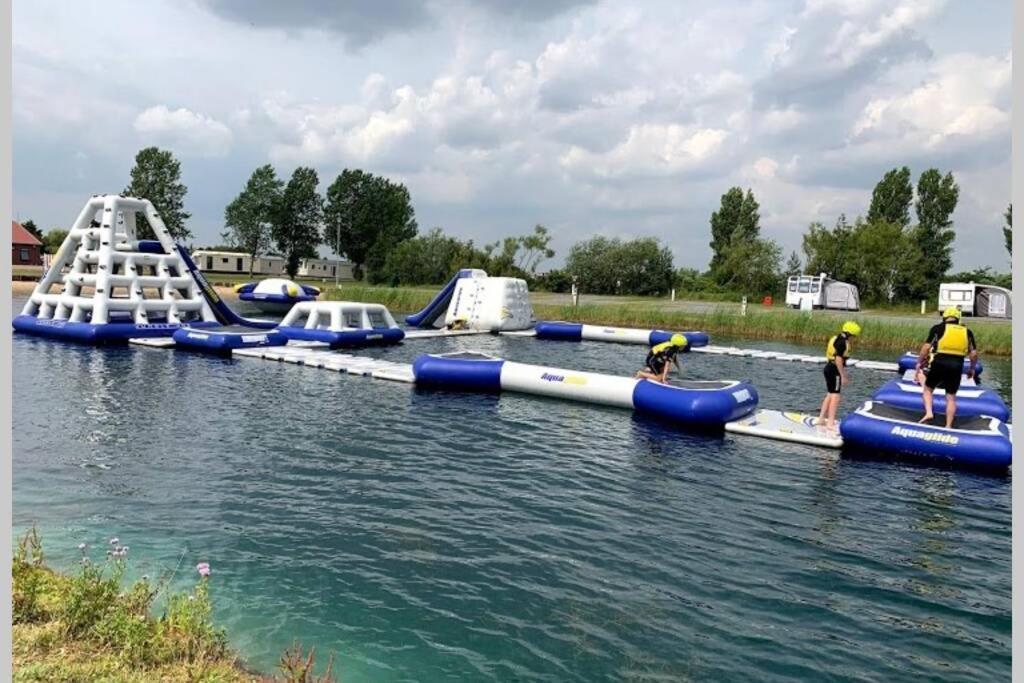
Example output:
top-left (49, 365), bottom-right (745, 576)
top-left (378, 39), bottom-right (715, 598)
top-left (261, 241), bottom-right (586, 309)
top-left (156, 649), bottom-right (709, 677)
top-left (866, 166), bottom-right (913, 228)
top-left (273, 167), bottom-right (323, 278)
top-left (1003, 203), bottom-right (1012, 255)
top-left (712, 238), bottom-right (782, 295)
top-left (123, 147), bottom-right (191, 240)
top-left (912, 169), bottom-right (959, 296)
top-left (801, 214), bottom-right (855, 282)
top-left (42, 229), bottom-right (69, 255)
top-left (709, 187), bottom-right (760, 274)
top-left (785, 251), bottom-right (802, 277)
top-left (223, 164), bottom-right (284, 277)
top-left (323, 169), bottom-right (417, 281)
top-left (566, 236), bottom-right (674, 295)
top-left (516, 224), bottom-right (556, 274)
top-left (848, 218), bottom-right (912, 303)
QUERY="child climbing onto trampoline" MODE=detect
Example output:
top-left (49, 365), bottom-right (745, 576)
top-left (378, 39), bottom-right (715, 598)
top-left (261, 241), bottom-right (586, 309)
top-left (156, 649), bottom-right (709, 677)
top-left (635, 334), bottom-right (688, 383)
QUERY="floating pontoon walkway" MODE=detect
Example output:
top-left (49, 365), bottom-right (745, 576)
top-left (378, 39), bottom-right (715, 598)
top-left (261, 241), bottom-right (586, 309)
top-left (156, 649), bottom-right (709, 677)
top-left (231, 345), bottom-right (414, 383)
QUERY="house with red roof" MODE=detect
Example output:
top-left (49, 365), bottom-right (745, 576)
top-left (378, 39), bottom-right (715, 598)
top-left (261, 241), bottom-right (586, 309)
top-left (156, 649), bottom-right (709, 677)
top-left (12, 221), bottom-right (43, 266)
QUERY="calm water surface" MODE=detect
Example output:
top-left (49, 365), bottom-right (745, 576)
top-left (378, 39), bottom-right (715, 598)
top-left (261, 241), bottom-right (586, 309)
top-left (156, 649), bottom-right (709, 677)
top-left (13, 301), bottom-right (1011, 682)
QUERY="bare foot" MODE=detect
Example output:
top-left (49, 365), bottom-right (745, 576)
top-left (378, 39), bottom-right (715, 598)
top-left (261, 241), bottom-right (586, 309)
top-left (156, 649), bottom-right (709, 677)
top-left (918, 413), bottom-right (933, 424)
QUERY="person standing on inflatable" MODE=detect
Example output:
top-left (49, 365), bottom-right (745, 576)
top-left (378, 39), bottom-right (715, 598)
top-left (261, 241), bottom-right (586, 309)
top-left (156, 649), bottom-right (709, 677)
top-left (635, 334), bottom-right (688, 383)
top-left (816, 321), bottom-right (861, 431)
top-left (915, 307), bottom-right (978, 427)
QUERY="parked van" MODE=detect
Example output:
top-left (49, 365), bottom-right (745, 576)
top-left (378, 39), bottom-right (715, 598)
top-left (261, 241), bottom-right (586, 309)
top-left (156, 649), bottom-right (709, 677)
top-left (785, 273), bottom-right (860, 311)
top-left (938, 282), bottom-right (1012, 318)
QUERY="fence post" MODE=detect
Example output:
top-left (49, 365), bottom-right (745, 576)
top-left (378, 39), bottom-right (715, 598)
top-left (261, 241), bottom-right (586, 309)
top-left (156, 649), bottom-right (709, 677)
top-left (741, 296), bottom-right (748, 316)
top-left (671, 288), bottom-right (676, 302)
top-left (920, 299), bottom-right (926, 315)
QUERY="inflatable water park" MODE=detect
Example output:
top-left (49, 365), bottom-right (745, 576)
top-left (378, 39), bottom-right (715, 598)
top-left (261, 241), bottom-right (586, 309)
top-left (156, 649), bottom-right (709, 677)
top-left (14, 195), bottom-right (1013, 471)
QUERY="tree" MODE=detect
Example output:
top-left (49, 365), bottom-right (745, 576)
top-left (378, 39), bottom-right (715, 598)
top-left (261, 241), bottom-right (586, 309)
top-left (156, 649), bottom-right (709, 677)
top-left (912, 169), bottom-right (959, 296)
top-left (1004, 203), bottom-right (1012, 255)
top-left (867, 166), bottom-right (913, 228)
top-left (123, 147), bottom-right (191, 240)
top-left (516, 224), bottom-right (555, 274)
top-left (566, 236), bottom-right (674, 295)
top-left (802, 214), bottom-right (855, 282)
top-left (42, 229), bottom-right (69, 255)
top-left (323, 169), bottom-right (417, 281)
top-left (21, 219), bottom-right (42, 241)
top-left (223, 165), bottom-right (284, 276)
top-left (377, 228), bottom-right (467, 285)
top-left (273, 167), bottom-right (323, 278)
top-left (709, 187), bottom-right (760, 273)
top-left (785, 251), bottom-right (802, 277)
top-left (712, 238), bottom-right (782, 295)
top-left (848, 218), bottom-right (911, 303)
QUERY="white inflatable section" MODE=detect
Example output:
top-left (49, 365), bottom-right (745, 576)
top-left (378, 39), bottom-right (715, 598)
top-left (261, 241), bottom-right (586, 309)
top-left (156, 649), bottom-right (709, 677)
top-left (281, 301), bottom-right (398, 331)
top-left (21, 195), bottom-right (217, 325)
top-left (580, 324), bottom-right (651, 344)
top-left (500, 361), bottom-right (637, 408)
top-left (445, 277), bottom-right (535, 331)
top-left (253, 278), bottom-right (303, 297)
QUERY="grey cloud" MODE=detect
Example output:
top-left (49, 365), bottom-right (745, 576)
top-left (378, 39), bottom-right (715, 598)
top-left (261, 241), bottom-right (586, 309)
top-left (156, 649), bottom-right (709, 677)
top-left (463, 0), bottom-right (597, 22)
top-left (200, 0), bottom-right (434, 48)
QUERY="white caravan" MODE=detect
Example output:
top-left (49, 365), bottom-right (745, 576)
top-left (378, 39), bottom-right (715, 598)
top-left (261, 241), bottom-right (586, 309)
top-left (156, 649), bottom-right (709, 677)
top-left (938, 282), bottom-right (1012, 319)
top-left (785, 273), bottom-right (860, 311)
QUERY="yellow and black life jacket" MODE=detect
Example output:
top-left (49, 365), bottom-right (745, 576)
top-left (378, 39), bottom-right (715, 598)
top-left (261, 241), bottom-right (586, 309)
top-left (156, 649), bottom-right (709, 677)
top-left (935, 323), bottom-right (969, 357)
top-left (825, 334), bottom-right (851, 362)
top-left (651, 340), bottom-right (674, 356)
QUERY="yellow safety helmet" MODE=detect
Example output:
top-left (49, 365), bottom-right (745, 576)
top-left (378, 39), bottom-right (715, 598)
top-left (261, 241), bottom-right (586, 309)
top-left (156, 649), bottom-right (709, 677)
top-left (942, 306), bottom-right (961, 321)
top-left (841, 321), bottom-right (861, 336)
top-left (671, 333), bottom-right (688, 347)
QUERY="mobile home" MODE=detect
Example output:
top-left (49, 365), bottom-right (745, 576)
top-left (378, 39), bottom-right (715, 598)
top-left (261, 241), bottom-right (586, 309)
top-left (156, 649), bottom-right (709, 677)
top-left (938, 282), bottom-right (1012, 319)
top-left (785, 273), bottom-right (860, 311)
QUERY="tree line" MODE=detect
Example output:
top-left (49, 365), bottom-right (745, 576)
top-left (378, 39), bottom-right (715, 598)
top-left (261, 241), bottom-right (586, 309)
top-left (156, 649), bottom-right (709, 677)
top-left (23, 148), bottom-right (1012, 303)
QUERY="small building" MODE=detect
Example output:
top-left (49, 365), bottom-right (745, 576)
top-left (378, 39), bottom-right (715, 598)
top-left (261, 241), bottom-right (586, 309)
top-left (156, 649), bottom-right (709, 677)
top-left (12, 221), bottom-right (43, 266)
top-left (785, 273), bottom-right (860, 311)
top-left (191, 249), bottom-right (354, 281)
top-left (938, 282), bottom-right (1012, 319)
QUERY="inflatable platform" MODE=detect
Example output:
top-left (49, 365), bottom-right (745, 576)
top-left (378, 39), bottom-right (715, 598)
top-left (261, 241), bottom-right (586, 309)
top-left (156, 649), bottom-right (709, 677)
top-left (235, 279), bottom-right (320, 313)
top-left (897, 351), bottom-right (982, 377)
top-left (534, 321), bottom-right (709, 348)
top-left (412, 351), bottom-right (757, 428)
top-left (172, 326), bottom-right (289, 354)
top-left (277, 301), bottom-right (404, 348)
top-left (726, 410), bottom-right (843, 448)
top-left (871, 378), bottom-right (1009, 421)
top-left (840, 401), bottom-right (1011, 469)
top-left (405, 269), bottom-right (534, 331)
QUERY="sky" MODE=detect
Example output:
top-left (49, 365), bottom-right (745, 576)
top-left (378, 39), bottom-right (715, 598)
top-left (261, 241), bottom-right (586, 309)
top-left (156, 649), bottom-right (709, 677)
top-left (12, 0), bottom-right (1012, 271)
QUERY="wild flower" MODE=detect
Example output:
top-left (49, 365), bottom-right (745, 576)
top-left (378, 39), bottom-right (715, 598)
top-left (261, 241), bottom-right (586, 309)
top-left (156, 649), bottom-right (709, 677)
top-left (196, 562), bottom-right (211, 578)
top-left (109, 538), bottom-right (120, 546)
top-left (77, 542), bottom-right (87, 551)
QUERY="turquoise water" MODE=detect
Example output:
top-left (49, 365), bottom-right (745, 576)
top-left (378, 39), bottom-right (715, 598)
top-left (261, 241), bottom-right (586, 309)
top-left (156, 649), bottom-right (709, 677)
top-left (13, 310), bottom-right (1011, 681)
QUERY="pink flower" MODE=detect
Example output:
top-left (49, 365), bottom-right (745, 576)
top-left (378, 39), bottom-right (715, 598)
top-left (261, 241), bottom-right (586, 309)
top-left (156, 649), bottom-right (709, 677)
top-left (196, 562), bottom-right (211, 577)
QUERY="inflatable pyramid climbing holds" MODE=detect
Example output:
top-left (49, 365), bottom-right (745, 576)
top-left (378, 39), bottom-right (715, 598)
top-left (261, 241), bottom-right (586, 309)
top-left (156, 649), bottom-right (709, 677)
top-left (13, 194), bottom-right (220, 343)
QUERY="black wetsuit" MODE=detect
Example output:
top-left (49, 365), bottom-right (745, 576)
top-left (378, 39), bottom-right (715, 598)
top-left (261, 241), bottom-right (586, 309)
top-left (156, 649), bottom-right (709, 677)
top-left (645, 345), bottom-right (680, 376)
top-left (824, 334), bottom-right (848, 394)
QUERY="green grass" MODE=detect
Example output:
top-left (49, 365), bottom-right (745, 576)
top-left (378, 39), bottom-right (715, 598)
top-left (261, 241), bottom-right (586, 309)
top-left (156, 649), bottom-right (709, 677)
top-left (320, 285), bottom-right (1011, 356)
top-left (12, 528), bottom-right (336, 683)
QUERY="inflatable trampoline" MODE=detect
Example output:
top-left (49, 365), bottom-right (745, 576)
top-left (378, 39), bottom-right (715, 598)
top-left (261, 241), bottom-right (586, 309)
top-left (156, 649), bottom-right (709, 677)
top-left (171, 326), bottom-right (289, 354)
top-left (235, 279), bottom-right (319, 314)
top-left (840, 401), bottom-right (1011, 469)
top-left (871, 378), bottom-right (1009, 421)
top-left (897, 352), bottom-right (982, 378)
top-left (534, 322), bottom-right (709, 348)
top-left (412, 352), bottom-right (756, 427)
top-left (276, 301), bottom-right (405, 348)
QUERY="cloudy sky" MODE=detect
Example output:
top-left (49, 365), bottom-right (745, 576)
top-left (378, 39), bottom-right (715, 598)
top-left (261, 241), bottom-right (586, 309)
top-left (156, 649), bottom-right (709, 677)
top-left (12, 0), bottom-right (1012, 270)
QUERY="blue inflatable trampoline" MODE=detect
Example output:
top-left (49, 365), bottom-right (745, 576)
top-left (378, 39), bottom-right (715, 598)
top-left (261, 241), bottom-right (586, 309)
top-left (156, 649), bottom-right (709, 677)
top-left (172, 326), bottom-right (289, 354)
top-left (871, 379), bottom-right (1009, 421)
top-left (277, 326), bottom-right (405, 348)
top-left (840, 401), bottom-right (1011, 469)
top-left (412, 352), bottom-right (756, 428)
top-left (897, 352), bottom-right (982, 377)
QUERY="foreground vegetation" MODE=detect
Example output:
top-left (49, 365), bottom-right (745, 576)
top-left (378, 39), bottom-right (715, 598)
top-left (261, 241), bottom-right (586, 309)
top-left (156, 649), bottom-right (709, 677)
top-left (13, 528), bottom-right (335, 682)
top-left (322, 285), bottom-right (1011, 356)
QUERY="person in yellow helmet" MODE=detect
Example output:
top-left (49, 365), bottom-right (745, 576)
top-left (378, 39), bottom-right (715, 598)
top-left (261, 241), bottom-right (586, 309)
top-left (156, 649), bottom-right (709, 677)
top-left (816, 321), bottom-right (861, 431)
top-left (635, 334), bottom-right (688, 383)
top-left (915, 306), bottom-right (978, 428)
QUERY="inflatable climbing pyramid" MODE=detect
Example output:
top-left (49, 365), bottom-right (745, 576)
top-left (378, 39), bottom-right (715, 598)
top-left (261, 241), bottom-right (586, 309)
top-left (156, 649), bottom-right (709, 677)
top-left (13, 194), bottom-right (219, 343)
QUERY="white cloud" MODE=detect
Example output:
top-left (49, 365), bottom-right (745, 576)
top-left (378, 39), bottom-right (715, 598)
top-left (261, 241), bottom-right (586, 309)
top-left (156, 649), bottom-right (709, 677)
top-left (133, 105), bottom-right (233, 157)
top-left (561, 124), bottom-right (729, 179)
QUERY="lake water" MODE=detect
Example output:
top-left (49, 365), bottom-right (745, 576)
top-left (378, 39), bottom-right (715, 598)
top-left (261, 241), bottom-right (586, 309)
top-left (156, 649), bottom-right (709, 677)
top-left (12, 302), bottom-right (1011, 682)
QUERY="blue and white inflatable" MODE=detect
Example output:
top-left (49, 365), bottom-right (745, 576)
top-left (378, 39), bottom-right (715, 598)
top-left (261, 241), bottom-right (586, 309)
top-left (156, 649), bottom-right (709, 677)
top-left (235, 279), bottom-right (320, 314)
top-left (840, 401), bottom-right (1011, 470)
top-left (897, 351), bottom-right (982, 378)
top-left (534, 321), bottom-right (709, 348)
top-left (412, 352), bottom-right (756, 428)
top-left (172, 326), bottom-right (289, 354)
top-left (871, 378), bottom-right (1010, 421)
top-left (276, 301), bottom-right (405, 348)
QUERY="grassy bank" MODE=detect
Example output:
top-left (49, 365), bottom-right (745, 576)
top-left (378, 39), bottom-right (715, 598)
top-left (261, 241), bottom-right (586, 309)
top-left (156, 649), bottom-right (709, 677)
top-left (322, 286), bottom-right (1012, 356)
top-left (13, 529), bottom-right (335, 682)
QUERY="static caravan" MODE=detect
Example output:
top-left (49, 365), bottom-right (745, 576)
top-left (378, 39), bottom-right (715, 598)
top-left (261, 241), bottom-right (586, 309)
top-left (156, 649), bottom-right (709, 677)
top-left (938, 282), bottom-right (1012, 318)
top-left (785, 273), bottom-right (860, 311)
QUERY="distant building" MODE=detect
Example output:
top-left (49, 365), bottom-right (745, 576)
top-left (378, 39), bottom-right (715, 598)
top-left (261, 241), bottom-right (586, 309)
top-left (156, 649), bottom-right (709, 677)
top-left (12, 221), bottom-right (43, 266)
top-left (192, 249), bottom-right (354, 281)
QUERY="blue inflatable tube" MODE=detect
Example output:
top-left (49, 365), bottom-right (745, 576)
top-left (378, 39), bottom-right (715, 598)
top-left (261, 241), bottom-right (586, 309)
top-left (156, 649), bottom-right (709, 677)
top-left (12, 314), bottom-right (220, 344)
top-left (897, 352), bottom-right (982, 377)
top-left (871, 379), bottom-right (1009, 421)
top-left (840, 401), bottom-right (1011, 469)
top-left (278, 326), bottom-right (405, 348)
top-left (238, 292), bottom-right (317, 305)
top-left (534, 321), bottom-right (709, 349)
top-left (411, 352), bottom-right (757, 428)
top-left (172, 326), bottom-right (289, 354)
